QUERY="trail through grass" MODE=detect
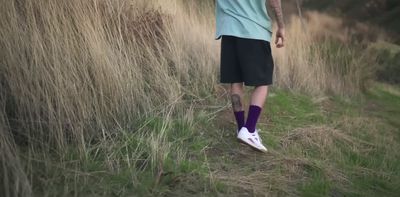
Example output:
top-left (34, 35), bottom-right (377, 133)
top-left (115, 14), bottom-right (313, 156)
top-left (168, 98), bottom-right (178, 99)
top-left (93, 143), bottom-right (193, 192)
top-left (15, 84), bottom-right (400, 196)
top-left (189, 83), bottom-right (400, 196)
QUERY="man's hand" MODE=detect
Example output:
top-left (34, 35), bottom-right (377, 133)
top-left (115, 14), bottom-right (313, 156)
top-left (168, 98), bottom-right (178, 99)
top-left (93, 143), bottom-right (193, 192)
top-left (275, 28), bottom-right (285, 48)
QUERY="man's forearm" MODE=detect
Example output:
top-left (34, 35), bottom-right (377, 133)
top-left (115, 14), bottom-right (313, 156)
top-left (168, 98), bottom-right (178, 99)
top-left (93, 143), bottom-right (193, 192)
top-left (269, 0), bottom-right (284, 29)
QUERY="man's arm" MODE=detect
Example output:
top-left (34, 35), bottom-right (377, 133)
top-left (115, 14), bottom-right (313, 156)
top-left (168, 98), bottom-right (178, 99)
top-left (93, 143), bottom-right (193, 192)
top-left (269, 0), bottom-right (285, 48)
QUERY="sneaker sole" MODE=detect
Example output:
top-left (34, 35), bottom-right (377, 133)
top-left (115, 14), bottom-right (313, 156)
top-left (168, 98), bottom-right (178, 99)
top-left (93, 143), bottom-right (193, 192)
top-left (237, 137), bottom-right (267, 153)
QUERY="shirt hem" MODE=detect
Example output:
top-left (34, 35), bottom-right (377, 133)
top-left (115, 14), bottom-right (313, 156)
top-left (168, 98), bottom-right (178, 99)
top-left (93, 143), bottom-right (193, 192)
top-left (215, 33), bottom-right (271, 42)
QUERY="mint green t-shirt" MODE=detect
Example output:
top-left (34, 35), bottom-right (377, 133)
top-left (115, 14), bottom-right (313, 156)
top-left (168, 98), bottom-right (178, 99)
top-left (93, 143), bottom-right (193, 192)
top-left (216, 0), bottom-right (272, 42)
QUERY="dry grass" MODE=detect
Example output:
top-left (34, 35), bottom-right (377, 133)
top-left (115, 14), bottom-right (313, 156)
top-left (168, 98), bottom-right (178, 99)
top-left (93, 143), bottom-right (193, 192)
top-left (0, 113), bottom-right (32, 197)
top-left (0, 0), bottom-right (217, 195)
top-left (0, 0), bottom-right (384, 195)
top-left (273, 12), bottom-right (378, 96)
top-left (212, 117), bottom-right (398, 196)
top-left (210, 83), bottom-right (400, 196)
top-left (0, 0), bottom-right (216, 147)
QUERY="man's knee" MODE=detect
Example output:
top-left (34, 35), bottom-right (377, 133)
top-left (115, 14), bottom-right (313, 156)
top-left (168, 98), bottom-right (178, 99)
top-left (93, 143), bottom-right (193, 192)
top-left (231, 83), bottom-right (244, 94)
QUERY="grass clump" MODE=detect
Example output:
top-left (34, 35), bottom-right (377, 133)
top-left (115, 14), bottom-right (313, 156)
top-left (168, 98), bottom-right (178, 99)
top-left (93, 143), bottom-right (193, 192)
top-left (0, 0), bottom-right (217, 195)
top-left (273, 12), bottom-right (378, 96)
top-left (372, 42), bottom-right (400, 84)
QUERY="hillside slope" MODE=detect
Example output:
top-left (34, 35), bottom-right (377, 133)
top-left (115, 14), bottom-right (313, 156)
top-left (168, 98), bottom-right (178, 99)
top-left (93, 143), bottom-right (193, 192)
top-left (302, 0), bottom-right (400, 42)
top-left (169, 83), bottom-right (400, 196)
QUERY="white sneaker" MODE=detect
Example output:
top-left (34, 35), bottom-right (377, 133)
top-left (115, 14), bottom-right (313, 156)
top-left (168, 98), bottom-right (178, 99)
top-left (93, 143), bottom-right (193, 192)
top-left (237, 127), bottom-right (268, 152)
top-left (238, 128), bottom-right (262, 142)
top-left (255, 129), bottom-right (262, 143)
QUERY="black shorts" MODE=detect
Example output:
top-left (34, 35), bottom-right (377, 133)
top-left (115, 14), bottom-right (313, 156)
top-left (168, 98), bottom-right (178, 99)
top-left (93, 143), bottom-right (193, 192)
top-left (220, 35), bottom-right (274, 86)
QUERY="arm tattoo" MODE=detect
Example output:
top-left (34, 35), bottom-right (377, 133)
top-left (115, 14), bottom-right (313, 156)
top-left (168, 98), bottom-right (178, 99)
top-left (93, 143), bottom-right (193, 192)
top-left (231, 94), bottom-right (243, 112)
top-left (269, 0), bottom-right (285, 28)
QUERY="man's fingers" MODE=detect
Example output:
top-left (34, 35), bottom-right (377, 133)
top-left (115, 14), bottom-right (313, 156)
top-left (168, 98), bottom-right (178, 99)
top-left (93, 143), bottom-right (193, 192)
top-left (275, 36), bottom-right (284, 48)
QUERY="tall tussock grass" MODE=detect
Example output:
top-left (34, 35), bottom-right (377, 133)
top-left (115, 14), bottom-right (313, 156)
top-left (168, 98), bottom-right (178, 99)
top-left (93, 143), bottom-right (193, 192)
top-left (273, 12), bottom-right (378, 96)
top-left (1, 0), bottom-right (217, 150)
top-left (1, 0), bottom-right (217, 195)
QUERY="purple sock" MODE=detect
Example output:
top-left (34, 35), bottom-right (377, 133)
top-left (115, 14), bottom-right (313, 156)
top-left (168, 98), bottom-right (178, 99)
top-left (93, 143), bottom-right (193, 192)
top-left (245, 105), bottom-right (262, 133)
top-left (234, 111), bottom-right (245, 131)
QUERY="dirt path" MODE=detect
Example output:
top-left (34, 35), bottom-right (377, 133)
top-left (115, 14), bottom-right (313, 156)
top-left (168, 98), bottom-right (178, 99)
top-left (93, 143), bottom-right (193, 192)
top-left (203, 85), bottom-right (400, 196)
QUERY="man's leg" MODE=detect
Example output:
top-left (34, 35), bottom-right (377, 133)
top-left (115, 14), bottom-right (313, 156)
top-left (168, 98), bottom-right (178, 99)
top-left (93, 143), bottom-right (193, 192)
top-left (245, 85), bottom-right (268, 133)
top-left (250, 85), bottom-right (269, 108)
top-left (231, 83), bottom-right (245, 131)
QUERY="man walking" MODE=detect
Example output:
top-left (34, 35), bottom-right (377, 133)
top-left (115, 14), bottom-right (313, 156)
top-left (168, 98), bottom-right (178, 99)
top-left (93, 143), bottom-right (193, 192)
top-left (216, 0), bottom-right (285, 152)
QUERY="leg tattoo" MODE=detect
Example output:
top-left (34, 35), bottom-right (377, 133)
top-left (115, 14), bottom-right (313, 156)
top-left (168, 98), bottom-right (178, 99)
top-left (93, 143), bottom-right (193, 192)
top-left (231, 94), bottom-right (245, 130)
top-left (231, 94), bottom-right (243, 112)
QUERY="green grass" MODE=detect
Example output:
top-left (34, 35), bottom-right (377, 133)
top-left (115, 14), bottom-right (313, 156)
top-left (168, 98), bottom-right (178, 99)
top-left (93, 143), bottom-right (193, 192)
top-left (260, 89), bottom-right (326, 150)
top-left (299, 167), bottom-right (331, 197)
top-left (202, 84), bottom-right (400, 196)
top-left (27, 109), bottom-right (216, 196)
top-left (26, 83), bottom-right (400, 196)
